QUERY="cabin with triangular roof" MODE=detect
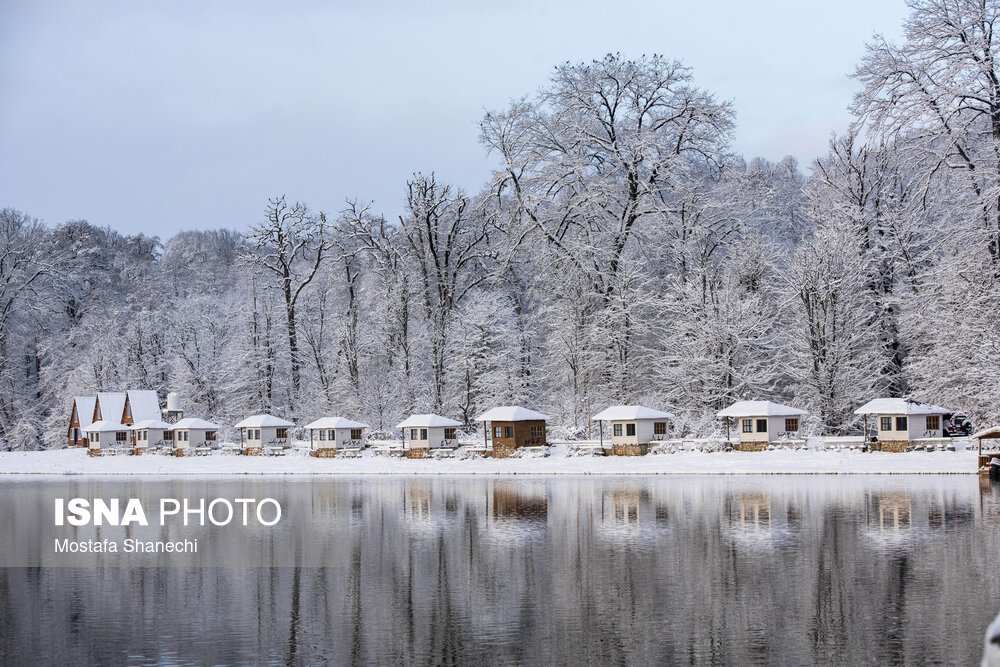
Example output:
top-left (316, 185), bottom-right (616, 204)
top-left (67, 396), bottom-right (96, 448)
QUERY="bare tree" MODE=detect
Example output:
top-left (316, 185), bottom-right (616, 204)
top-left (243, 196), bottom-right (331, 412)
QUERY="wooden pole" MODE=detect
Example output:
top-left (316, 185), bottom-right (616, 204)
top-left (725, 417), bottom-right (730, 443)
top-left (310, 429), bottom-right (313, 450)
top-left (864, 415), bottom-right (868, 443)
top-left (599, 420), bottom-right (603, 448)
top-left (483, 422), bottom-right (488, 450)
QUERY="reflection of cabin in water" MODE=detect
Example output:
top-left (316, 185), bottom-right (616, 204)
top-left (491, 482), bottom-right (548, 522)
top-left (717, 401), bottom-right (807, 451)
top-left (874, 492), bottom-right (912, 530)
top-left (737, 493), bottom-right (772, 529)
top-left (475, 406), bottom-right (549, 458)
top-left (591, 405), bottom-right (674, 455)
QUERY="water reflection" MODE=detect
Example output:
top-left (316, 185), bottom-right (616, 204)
top-left (0, 476), bottom-right (999, 665)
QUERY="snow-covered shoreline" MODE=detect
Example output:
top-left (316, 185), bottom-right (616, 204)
top-left (0, 446), bottom-right (983, 476)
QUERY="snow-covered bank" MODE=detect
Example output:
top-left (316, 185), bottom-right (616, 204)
top-left (0, 446), bottom-right (983, 475)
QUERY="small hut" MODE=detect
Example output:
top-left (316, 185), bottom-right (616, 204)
top-left (717, 400), bottom-right (808, 451)
top-left (130, 419), bottom-right (174, 454)
top-left (84, 420), bottom-right (130, 456)
top-left (854, 398), bottom-right (951, 452)
top-left (972, 426), bottom-right (1000, 472)
top-left (396, 414), bottom-right (461, 458)
top-left (234, 414), bottom-right (295, 455)
top-left (591, 405), bottom-right (675, 455)
top-left (67, 396), bottom-right (96, 448)
top-left (304, 417), bottom-right (370, 457)
top-left (475, 406), bottom-right (549, 458)
top-left (170, 418), bottom-right (221, 455)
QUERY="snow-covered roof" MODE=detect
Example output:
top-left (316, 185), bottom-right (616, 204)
top-left (96, 392), bottom-right (126, 424)
top-left (126, 390), bottom-right (160, 422)
top-left (130, 419), bottom-right (174, 430)
top-left (853, 398), bottom-right (950, 416)
top-left (74, 396), bottom-right (96, 431)
top-left (234, 414), bottom-right (295, 428)
top-left (474, 406), bottom-right (550, 422)
top-left (717, 401), bottom-right (807, 418)
top-left (171, 417), bottom-right (221, 430)
top-left (972, 426), bottom-right (1000, 440)
top-left (592, 405), bottom-right (674, 421)
top-left (304, 417), bottom-right (370, 430)
top-left (396, 414), bottom-right (461, 428)
top-left (86, 419), bottom-right (128, 433)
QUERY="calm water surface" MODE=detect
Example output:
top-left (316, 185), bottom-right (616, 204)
top-left (1, 475), bottom-right (998, 665)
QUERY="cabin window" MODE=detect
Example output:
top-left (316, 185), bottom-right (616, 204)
top-left (756, 419), bottom-right (767, 433)
top-left (880, 417), bottom-right (892, 431)
top-left (327, 430), bottom-right (335, 440)
top-left (926, 415), bottom-right (940, 431)
top-left (180, 431), bottom-right (189, 442)
top-left (92, 433), bottom-right (99, 444)
top-left (410, 428), bottom-right (419, 440)
top-left (785, 418), bottom-right (799, 432)
top-left (116, 431), bottom-right (127, 442)
top-left (164, 430), bottom-right (173, 441)
top-left (494, 426), bottom-right (502, 438)
top-left (653, 422), bottom-right (667, 435)
top-left (741, 419), bottom-right (753, 433)
top-left (352, 428), bottom-right (363, 440)
top-left (895, 416), bottom-right (907, 431)
top-left (319, 430), bottom-right (326, 441)
top-left (276, 428), bottom-right (288, 439)
top-left (444, 428), bottom-right (456, 440)
top-left (420, 428), bottom-right (428, 440)
top-left (613, 423), bottom-right (623, 436)
top-left (626, 423), bottom-right (636, 436)
top-left (205, 431), bottom-right (217, 441)
top-left (530, 424), bottom-right (544, 438)
top-left (504, 426), bottom-right (513, 438)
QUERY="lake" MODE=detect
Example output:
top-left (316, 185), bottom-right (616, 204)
top-left (0, 475), bottom-right (997, 665)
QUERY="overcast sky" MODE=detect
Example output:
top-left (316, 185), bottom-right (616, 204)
top-left (0, 1), bottom-right (908, 237)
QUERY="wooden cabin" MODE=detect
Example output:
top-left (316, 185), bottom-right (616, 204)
top-left (92, 392), bottom-right (126, 427)
top-left (304, 417), bottom-right (369, 457)
top-left (475, 406), bottom-right (549, 458)
top-left (591, 405), bottom-right (674, 455)
top-left (84, 420), bottom-right (129, 456)
top-left (854, 398), bottom-right (951, 452)
top-left (234, 414), bottom-right (294, 455)
top-left (170, 418), bottom-right (221, 455)
top-left (717, 400), bottom-right (808, 451)
top-left (129, 419), bottom-right (174, 454)
top-left (67, 396), bottom-right (96, 448)
top-left (396, 414), bottom-right (461, 457)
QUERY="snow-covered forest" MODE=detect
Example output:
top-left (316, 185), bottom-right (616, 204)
top-left (4, 0), bottom-right (1000, 449)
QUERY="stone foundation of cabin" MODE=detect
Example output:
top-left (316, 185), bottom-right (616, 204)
top-left (872, 440), bottom-right (909, 453)
top-left (610, 443), bottom-right (649, 456)
top-left (405, 448), bottom-right (429, 459)
top-left (242, 447), bottom-right (262, 456)
top-left (734, 441), bottom-right (769, 452)
top-left (87, 448), bottom-right (101, 457)
top-left (310, 448), bottom-right (337, 458)
top-left (490, 444), bottom-right (519, 459)
top-left (173, 449), bottom-right (184, 457)
top-left (133, 447), bottom-right (146, 456)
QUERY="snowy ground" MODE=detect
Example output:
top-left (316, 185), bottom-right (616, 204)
top-left (0, 444), bottom-right (986, 475)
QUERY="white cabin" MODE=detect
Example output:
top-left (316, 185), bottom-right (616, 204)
top-left (85, 419), bottom-right (130, 452)
top-left (234, 414), bottom-right (294, 449)
top-left (591, 405), bottom-right (674, 446)
top-left (130, 419), bottom-right (174, 451)
top-left (304, 417), bottom-right (369, 450)
top-left (717, 400), bottom-right (807, 445)
top-left (170, 417), bottom-right (221, 452)
top-left (396, 414), bottom-right (461, 450)
top-left (854, 398), bottom-right (950, 442)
